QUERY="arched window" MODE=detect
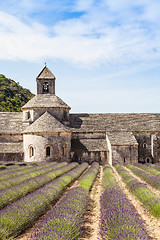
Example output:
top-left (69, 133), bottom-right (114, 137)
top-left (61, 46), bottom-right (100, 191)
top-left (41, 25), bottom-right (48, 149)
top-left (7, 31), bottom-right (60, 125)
top-left (143, 143), bottom-right (147, 148)
top-left (30, 146), bottom-right (34, 157)
top-left (146, 157), bottom-right (150, 163)
top-left (43, 82), bottom-right (49, 93)
top-left (46, 146), bottom-right (51, 157)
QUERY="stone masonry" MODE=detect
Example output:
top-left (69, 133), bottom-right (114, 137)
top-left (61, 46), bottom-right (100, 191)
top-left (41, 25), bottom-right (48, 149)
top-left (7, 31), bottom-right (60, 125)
top-left (0, 66), bottom-right (160, 165)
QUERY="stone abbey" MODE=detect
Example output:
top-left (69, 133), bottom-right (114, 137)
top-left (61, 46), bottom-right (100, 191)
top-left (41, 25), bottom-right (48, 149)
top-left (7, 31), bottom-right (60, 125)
top-left (0, 66), bottom-right (160, 165)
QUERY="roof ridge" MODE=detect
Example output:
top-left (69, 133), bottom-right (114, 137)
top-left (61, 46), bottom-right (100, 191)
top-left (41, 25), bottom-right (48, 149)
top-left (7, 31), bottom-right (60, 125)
top-left (36, 66), bottom-right (55, 79)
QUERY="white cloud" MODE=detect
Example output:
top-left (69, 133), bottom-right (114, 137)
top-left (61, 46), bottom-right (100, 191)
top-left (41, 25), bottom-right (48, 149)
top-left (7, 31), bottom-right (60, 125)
top-left (71, 0), bottom-right (94, 11)
top-left (0, 0), bottom-right (160, 68)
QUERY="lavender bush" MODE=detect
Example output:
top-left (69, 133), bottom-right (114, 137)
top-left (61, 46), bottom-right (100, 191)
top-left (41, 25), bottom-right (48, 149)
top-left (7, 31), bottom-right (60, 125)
top-left (31, 162), bottom-right (99, 240)
top-left (150, 163), bottom-right (160, 172)
top-left (125, 164), bottom-right (160, 191)
top-left (31, 186), bottom-right (89, 240)
top-left (0, 162), bottom-right (67, 191)
top-left (0, 162), bottom-right (58, 181)
top-left (115, 164), bottom-right (160, 218)
top-left (79, 162), bottom-right (99, 190)
top-left (0, 162), bottom-right (88, 239)
top-left (100, 164), bottom-right (152, 240)
top-left (0, 162), bottom-right (74, 209)
top-left (133, 163), bottom-right (160, 178)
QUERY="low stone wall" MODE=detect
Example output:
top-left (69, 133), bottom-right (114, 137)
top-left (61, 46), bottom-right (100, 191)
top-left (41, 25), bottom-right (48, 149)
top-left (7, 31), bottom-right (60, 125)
top-left (71, 150), bottom-right (108, 164)
top-left (0, 153), bottom-right (23, 162)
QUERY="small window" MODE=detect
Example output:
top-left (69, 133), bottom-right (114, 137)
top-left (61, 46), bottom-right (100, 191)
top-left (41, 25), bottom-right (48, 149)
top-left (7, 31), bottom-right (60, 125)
top-left (43, 82), bottom-right (49, 93)
top-left (124, 158), bottom-right (126, 163)
top-left (24, 111), bottom-right (30, 120)
top-left (63, 145), bottom-right (66, 156)
top-left (146, 158), bottom-right (150, 163)
top-left (63, 111), bottom-right (67, 121)
top-left (46, 146), bottom-right (51, 157)
top-left (143, 143), bottom-right (147, 148)
top-left (30, 146), bottom-right (34, 157)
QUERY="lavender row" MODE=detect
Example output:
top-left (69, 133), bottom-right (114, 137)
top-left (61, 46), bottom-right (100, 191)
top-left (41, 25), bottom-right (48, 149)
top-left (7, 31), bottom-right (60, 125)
top-left (125, 164), bottom-right (160, 191)
top-left (79, 162), bottom-right (99, 190)
top-left (31, 162), bottom-right (99, 240)
top-left (147, 163), bottom-right (160, 172)
top-left (0, 163), bottom-right (23, 172)
top-left (114, 164), bottom-right (160, 218)
top-left (31, 187), bottom-right (89, 240)
top-left (0, 162), bottom-right (60, 185)
top-left (100, 164), bottom-right (151, 240)
top-left (0, 162), bottom-right (31, 172)
top-left (134, 163), bottom-right (160, 178)
top-left (0, 161), bottom-right (57, 181)
top-left (0, 162), bottom-right (30, 171)
top-left (0, 162), bottom-right (67, 191)
top-left (0, 162), bottom-right (73, 209)
top-left (0, 161), bottom-right (48, 174)
top-left (0, 162), bottom-right (88, 239)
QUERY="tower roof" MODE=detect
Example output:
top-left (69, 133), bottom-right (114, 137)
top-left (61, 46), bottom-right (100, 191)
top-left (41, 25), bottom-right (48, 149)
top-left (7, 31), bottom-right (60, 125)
top-left (36, 66), bottom-right (56, 80)
top-left (21, 94), bottom-right (71, 110)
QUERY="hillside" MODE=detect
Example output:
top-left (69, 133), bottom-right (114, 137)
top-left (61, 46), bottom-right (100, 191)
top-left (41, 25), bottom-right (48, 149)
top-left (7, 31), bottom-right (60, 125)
top-left (0, 74), bottom-right (35, 112)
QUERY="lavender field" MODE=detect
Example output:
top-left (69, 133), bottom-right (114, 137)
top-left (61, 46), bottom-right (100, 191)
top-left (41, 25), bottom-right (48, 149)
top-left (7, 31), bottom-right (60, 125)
top-left (0, 161), bottom-right (159, 240)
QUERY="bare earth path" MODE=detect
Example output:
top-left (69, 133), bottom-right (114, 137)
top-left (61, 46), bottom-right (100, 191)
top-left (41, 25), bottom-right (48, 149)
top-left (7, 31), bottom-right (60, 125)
top-left (79, 166), bottom-right (103, 240)
top-left (112, 166), bottom-right (160, 240)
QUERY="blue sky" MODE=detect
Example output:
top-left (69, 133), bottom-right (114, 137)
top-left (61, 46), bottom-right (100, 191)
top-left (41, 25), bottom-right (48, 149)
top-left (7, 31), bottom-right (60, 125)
top-left (0, 0), bottom-right (160, 113)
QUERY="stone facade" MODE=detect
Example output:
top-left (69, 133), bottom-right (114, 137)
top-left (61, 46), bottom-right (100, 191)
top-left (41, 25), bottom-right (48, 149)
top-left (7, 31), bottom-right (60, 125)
top-left (0, 65), bottom-right (160, 164)
top-left (112, 145), bottom-right (138, 165)
top-left (23, 132), bottom-right (71, 162)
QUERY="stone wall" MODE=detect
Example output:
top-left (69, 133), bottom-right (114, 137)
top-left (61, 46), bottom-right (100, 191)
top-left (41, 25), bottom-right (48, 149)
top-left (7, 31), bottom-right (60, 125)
top-left (0, 134), bottom-right (22, 143)
top-left (70, 150), bottom-right (108, 164)
top-left (71, 131), bottom-right (108, 164)
top-left (23, 108), bottom-right (69, 124)
top-left (37, 79), bottom-right (55, 95)
top-left (72, 132), bottom-right (106, 140)
top-left (0, 153), bottom-right (23, 162)
top-left (112, 145), bottom-right (138, 164)
top-left (23, 132), bottom-right (71, 162)
top-left (152, 134), bottom-right (160, 163)
top-left (134, 133), bottom-right (154, 163)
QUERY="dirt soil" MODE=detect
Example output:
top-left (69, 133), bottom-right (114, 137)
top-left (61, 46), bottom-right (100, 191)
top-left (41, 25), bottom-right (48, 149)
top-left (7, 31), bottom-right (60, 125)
top-left (112, 165), bottom-right (160, 240)
top-left (79, 166), bottom-right (103, 240)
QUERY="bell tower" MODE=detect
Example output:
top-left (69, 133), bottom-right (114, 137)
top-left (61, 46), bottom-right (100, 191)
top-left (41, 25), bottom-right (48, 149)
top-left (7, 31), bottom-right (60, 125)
top-left (36, 65), bottom-right (56, 95)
